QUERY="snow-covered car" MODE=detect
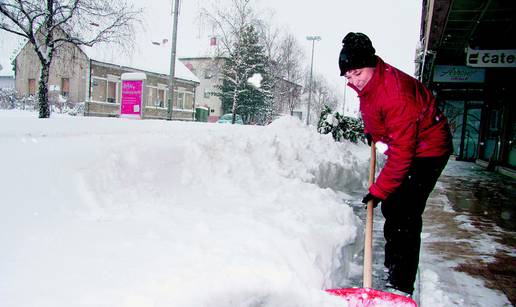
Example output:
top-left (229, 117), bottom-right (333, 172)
top-left (217, 113), bottom-right (243, 124)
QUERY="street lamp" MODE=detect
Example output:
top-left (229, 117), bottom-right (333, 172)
top-left (306, 35), bottom-right (321, 125)
top-left (167, 0), bottom-right (180, 120)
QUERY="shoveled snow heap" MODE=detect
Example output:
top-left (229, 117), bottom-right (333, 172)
top-left (0, 111), bottom-right (371, 307)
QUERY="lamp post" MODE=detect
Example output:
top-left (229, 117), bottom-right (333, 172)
top-left (306, 35), bottom-right (321, 125)
top-left (167, 0), bottom-right (180, 120)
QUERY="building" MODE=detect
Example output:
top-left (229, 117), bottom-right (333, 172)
top-left (14, 38), bottom-right (199, 120)
top-left (179, 57), bottom-right (226, 122)
top-left (418, 0), bottom-right (516, 175)
top-left (180, 56), bottom-right (304, 123)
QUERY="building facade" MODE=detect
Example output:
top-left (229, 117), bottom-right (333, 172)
top-left (15, 41), bottom-right (199, 120)
top-left (179, 57), bottom-right (226, 122)
top-left (417, 0), bottom-right (516, 175)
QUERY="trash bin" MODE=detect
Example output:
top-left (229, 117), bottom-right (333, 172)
top-left (195, 107), bottom-right (209, 122)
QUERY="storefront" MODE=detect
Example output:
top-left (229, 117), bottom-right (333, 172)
top-left (417, 0), bottom-right (516, 172)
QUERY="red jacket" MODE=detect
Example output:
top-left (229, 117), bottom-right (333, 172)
top-left (349, 57), bottom-right (452, 200)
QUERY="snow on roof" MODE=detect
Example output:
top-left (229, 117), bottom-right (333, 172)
top-left (81, 42), bottom-right (200, 84)
top-left (0, 57), bottom-right (14, 77)
top-left (121, 72), bottom-right (147, 81)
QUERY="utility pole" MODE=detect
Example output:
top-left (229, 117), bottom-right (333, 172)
top-left (306, 35), bottom-right (321, 125)
top-left (167, 0), bottom-right (180, 120)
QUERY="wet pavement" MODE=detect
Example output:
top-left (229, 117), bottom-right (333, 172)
top-left (421, 160), bottom-right (516, 306)
top-left (343, 159), bottom-right (516, 306)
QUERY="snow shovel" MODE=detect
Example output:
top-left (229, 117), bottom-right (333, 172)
top-left (326, 144), bottom-right (417, 306)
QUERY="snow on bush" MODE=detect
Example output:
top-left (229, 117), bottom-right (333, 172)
top-left (317, 105), bottom-right (366, 144)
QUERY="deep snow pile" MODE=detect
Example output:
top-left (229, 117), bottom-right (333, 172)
top-left (0, 110), bottom-right (371, 307)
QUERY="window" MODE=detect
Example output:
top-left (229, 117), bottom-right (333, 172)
top-left (147, 86), bottom-right (166, 108)
top-left (91, 78), bottom-right (107, 102)
top-left (61, 78), bottom-right (70, 97)
top-left (173, 88), bottom-right (195, 110)
top-left (91, 77), bottom-right (119, 103)
top-left (28, 79), bottom-right (36, 95)
top-left (204, 89), bottom-right (211, 98)
top-left (147, 87), bottom-right (156, 107)
top-left (184, 92), bottom-right (193, 110)
top-left (176, 92), bottom-right (185, 109)
top-left (157, 88), bottom-right (165, 107)
top-left (107, 81), bottom-right (117, 103)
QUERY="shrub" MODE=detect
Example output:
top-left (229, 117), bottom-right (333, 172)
top-left (317, 105), bottom-right (366, 144)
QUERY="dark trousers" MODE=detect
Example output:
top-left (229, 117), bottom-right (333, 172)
top-left (380, 156), bottom-right (449, 294)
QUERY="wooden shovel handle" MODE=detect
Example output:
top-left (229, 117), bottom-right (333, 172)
top-left (363, 144), bottom-right (376, 288)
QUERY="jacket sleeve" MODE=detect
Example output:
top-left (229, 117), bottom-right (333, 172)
top-left (370, 97), bottom-right (418, 200)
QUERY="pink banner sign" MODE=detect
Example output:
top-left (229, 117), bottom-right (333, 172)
top-left (121, 80), bottom-right (143, 118)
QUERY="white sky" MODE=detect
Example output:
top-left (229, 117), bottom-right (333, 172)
top-left (140, 0), bottom-right (423, 115)
top-left (0, 0), bottom-right (422, 114)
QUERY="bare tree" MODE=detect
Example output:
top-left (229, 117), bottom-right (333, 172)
top-left (0, 0), bottom-right (141, 118)
top-left (304, 73), bottom-right (338, 125)
top-left (277, 33), bottom-right (304, 115)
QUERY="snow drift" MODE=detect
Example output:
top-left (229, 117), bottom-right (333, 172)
top-left (0, 111), bottom-right (371, 306)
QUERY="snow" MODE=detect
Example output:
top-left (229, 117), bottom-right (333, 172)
top-left (0, 109), bottom-right (511, 306)
top-left (81, 43), bottom-right (200, 83)
top-left (122, 72), bottom-right (148, 81)
top-left (247, 73), bottom-right (263, 88)
top-left (0, 110), bottom-right (366, 306)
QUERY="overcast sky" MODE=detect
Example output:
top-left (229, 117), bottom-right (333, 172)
top-left (0, 0), bottom-right (422, 114)
top-left (141, 0), bottom-right (423, 115)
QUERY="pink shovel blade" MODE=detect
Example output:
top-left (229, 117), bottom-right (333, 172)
top-left (326, 288), bottom-right (417, 307)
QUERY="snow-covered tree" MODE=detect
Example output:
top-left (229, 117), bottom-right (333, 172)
top-left (202, 0), bottom-right (273, 124)
top-left (217, 24), bottom-right (272, 124)
top-left (318, 105), bottom-right (366, 143)
top-left (0, 0), bottom-right (141, 118)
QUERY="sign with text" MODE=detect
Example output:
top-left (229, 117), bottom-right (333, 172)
top-left (121, 80), bottom-right (143, 118)
top-left (467, 48), bottom-right (516, 68)
top-left (433, 65), bottom-right (485, 83)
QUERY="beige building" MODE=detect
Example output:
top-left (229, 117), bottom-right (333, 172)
top-left (179, 57), bottom-right (227, 122)
top-left (15, 40), bottom-right (200, 120)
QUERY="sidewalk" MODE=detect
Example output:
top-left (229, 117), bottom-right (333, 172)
top-left (419, 159), bottom-right (515, 306)
top-left (345, 159), bottom-right (515, 306)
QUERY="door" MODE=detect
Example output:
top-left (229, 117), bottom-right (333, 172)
top-left (442, 100), bottom-right (482, 161)
top-left (462, 104), bottom-right (482, 160)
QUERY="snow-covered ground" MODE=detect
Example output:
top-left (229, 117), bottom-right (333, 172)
top-left (0, 109), bottom-right (511, 306)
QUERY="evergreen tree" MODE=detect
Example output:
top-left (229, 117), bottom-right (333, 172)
top-left (318, 105), bottom-right (367, 144)
top-left (216, 25), bottom-right (273, 124)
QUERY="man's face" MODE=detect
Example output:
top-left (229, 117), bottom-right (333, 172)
top-left (344, 67), bottom-right (375, 91)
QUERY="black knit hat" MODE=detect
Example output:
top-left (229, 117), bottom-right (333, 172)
top-left (339, 32), bottom-right (377, 76)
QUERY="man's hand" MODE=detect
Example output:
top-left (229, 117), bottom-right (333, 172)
top-left (362, 193), bottom-right (382, 208)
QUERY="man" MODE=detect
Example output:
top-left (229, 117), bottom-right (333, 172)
top-left (338, 32), bottom-right (453, 296)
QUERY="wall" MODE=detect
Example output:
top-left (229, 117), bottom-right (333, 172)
top-left (180, 57), bottom-right (225, 121)
top-left (15, 42), bottom-right (89, 105)
top-left (87, 60), bottom-right (197, 120)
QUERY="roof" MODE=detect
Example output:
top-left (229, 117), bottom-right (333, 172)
top-left (422, 0), bottom-right (516, 63)
top-left (81, 43), bottom-right (200, 83)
